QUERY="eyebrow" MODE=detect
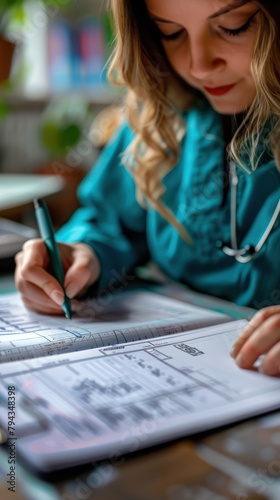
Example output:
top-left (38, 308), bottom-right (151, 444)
top-left (209, 0), bottom-right (250, 19)
top-left (150, 0), bottom-right (251, 24)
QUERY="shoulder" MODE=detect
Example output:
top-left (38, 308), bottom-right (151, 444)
top-left (77, 120), bottom-right (137, 200)
top-left (105, 119), bottom-right (135, 150)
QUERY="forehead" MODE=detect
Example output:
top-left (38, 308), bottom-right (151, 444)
top-left (145, 0), bottom-right (251, 17)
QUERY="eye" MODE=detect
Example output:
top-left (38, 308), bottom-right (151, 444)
top-left (159, 28), bottom-right (185, 41)
top-left (220, 9), bottom-right (260, 37)
top-left (221, 19), bottom-right (252, 36)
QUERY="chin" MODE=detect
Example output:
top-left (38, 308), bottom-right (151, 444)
top-left (209, 101), bottom-right (249, 115)
top-left (207, 92), bottom-right (255, 115)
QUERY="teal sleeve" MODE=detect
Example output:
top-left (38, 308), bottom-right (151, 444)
top-left (56, 121), bottom-right (150, 291)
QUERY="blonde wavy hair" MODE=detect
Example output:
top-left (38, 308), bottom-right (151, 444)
top-left (107, 0), bottom-right (280, 244)
top-left (231, 3), bottom-right (280, 172)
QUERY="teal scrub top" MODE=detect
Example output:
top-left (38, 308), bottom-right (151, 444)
top-left (57, 101), bottom-right (280, 308)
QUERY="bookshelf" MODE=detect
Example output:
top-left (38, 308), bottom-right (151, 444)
top-left (0, 0), bottom-right (124, 182)
top-left (3, 0), bottom-right (118, 105)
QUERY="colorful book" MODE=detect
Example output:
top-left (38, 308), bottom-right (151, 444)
top-left (78, 17), bottom-right (106, 90)
top-left (48, 18), bottom-right (73, 92)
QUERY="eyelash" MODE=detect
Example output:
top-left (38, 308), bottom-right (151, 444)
top-left (160, 30), bottom-right (184, 41)
top-left (159, 12), bottom-right (258, 41)
top-left (221, 18), bottom-right (253, 37)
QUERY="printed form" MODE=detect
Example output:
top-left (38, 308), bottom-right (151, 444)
top-left (0, 291), bottom-right (228, 362)
top-left (0, 320), bottom-right (279, 473)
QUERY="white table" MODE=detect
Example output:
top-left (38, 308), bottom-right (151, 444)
top-left (0, 173), bottom-right (64, 211)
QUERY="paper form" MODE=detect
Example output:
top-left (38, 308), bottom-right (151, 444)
top-left (0, 320), bottom-right (279, 473)
top-left (0, 291), bottom-right (228, 362)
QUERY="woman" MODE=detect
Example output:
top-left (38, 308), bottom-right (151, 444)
top-left (15, 0), bottom-right (280, 375)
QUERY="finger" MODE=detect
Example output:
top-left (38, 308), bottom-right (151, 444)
top-left (19, 281), bottom-right (81, 314)
top-left (21, 238), bottom-right (50, 267)
top-left (14, 250), bottom-right (24, 285)
top-left (230, 322), bottom-right (256, 359)
top-left (18, 278), bottom-right (65, 311)
top-left (23, 297), bottom-right (81, 316)
top-left (64, 247), bottom-right (100, 298)
top-left (19, 241), bottom-right (66, 305)
top-left (259, 342), bottom-right (280, 377)
top-left (15, 240), bottom-right (44, 288)
top-left (22, 296), bottom-right (64, 315)
top-left (231, 306), bottom-right (280, 358)
top-left (235, 315), bottom-right (280, 370)
top-left (22, 292), bottom-right (81, 315)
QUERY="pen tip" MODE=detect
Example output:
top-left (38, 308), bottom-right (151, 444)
top-left (63, 299), bottom-right (72, 319)
top-left (63, 308), bottom-right (72, 319)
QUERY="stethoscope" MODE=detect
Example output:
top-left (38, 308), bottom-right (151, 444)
top-left (216, 161), bottom-right (280, 264)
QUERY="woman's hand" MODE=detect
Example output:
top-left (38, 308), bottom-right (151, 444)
top-left (15, 239), bottom-right (101, 315)
top-left (231, 305), bottom-right (280, 376)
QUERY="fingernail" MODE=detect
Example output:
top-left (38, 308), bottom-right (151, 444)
top-left (50, 290), bottom-right (64, 306)
top-left (65, 285), bottom-right (76, 299)
top-left (230, 345), bottom-right (237, 358)
top-left (235, 354), bottom-right (244, 367)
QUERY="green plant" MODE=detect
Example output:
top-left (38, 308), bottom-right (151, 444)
top-left (37, 97), bottom-right (95, 226)
top-left (0, 99), bottom-right (10, 120)
top-left (0, 0), bottom-right (74, 86)
top-left (0, 0), bottom-right (28, 37)
top-left (40, 98), bottom-right (95, 159)
top-left (0, 0), bottom-right (72, 38)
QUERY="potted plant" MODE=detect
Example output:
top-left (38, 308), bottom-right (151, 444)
top-left (0, 0), bottom-right (20, 82)
top-left (35, 98), bottom-right (95, 227)
top-left (0, 0), bottom-right (72, 83)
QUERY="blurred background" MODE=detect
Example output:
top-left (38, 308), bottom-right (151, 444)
top-left (0, 0), bottom-right (123, 265)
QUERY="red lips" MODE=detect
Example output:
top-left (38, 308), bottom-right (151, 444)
top-left (203, 84), bottom-right (236, 96)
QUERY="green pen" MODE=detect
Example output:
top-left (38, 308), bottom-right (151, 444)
top-left (33, 198), bottom-right (72, 319)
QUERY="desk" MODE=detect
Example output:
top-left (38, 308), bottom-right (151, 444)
top-left (0, 174), bottom-right (64, 213)
top-left (0, 276), bottom-right (279, 500)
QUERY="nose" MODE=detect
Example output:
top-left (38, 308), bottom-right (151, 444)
top-left (188, 37), bottom-right (225, 80)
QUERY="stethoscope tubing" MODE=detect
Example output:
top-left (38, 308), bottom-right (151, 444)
top-left (219, 162), bottom-right (280, 263)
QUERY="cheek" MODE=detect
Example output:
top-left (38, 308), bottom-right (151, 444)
top-left (230, 37), bottom-right (256, 74)
top-left (164, 48), bottom-right (190, 79)
top-left (234, 51), bottom-right (253, 77)
top-left (163, 42), bottom-right (186, 67)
